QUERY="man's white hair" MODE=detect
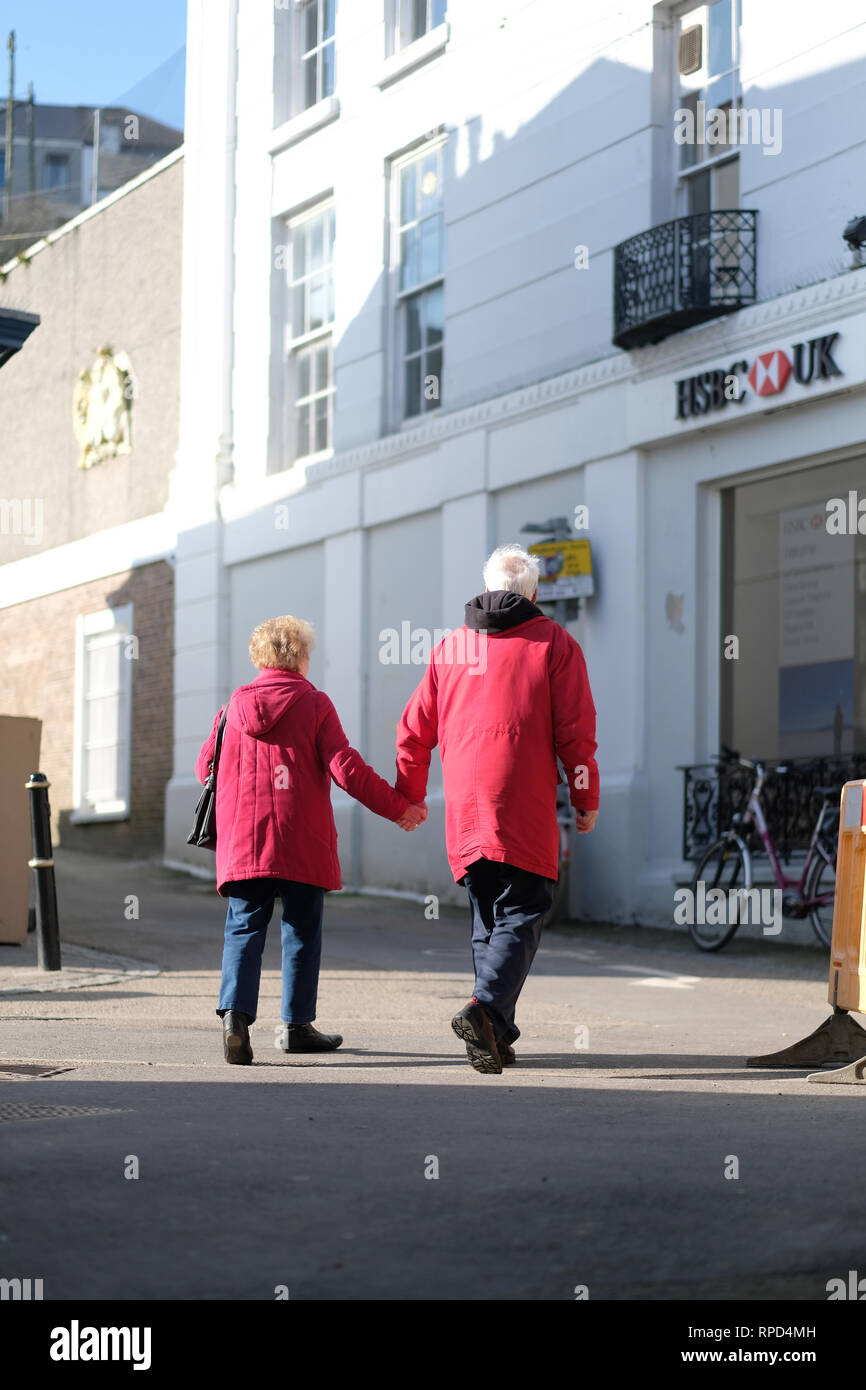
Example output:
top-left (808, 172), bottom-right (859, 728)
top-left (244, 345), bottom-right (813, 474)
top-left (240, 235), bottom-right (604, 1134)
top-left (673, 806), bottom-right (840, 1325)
top-left (483, 543), bottom-right (540, 599)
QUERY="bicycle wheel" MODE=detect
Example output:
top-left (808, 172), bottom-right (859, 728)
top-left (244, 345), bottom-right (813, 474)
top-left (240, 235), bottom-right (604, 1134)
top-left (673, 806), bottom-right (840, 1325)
top-left (805, 845), bottom-right (836, 948)
top-left (687, 836), bottom-right (748, 952)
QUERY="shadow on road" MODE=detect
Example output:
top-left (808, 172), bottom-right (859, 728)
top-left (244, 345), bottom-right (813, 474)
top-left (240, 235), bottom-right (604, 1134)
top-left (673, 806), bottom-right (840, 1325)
top-left (1, 1073), bottom-right (861, 1301)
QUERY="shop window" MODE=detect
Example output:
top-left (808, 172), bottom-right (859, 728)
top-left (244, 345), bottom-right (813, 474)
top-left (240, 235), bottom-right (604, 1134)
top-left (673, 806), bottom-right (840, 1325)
top-left (720, 461), bottom-right (866, 761)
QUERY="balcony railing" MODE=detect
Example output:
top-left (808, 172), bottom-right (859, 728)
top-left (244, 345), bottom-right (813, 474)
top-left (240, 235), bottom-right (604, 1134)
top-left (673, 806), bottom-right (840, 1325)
top-left (613, 210), bottom-right (757, 351)
top-left (681, 754), bottom-right (866, 863)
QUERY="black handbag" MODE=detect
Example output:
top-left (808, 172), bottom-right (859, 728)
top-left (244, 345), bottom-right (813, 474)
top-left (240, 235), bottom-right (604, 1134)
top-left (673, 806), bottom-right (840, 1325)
top-left (187, 703), bottom-right (229, 851)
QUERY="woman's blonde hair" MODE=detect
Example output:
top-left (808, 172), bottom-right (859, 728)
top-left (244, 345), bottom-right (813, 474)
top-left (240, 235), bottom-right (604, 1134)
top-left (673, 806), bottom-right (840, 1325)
top-left (249, 615), bottom-right (316, 671)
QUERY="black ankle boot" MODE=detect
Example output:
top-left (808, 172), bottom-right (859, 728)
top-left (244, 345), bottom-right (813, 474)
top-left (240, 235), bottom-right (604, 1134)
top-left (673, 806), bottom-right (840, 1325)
top-left (222, 1010), bottom-right (253, 1065)
top-left (280, 1022), bottom-right (343, 1053)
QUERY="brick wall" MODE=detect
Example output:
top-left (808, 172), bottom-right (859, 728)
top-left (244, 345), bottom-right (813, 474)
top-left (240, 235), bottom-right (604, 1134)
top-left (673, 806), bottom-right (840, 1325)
top-left (0, 561), bottom-right (173, 854)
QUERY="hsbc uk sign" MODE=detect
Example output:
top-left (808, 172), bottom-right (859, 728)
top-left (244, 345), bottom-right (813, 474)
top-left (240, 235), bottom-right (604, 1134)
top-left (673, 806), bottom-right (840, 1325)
top-left (675, 332), bottom-right (842, 420)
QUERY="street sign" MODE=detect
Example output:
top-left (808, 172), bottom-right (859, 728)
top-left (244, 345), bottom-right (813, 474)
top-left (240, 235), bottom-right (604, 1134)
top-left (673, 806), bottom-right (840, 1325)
top-left (529, 538), bottom-right (594, 599)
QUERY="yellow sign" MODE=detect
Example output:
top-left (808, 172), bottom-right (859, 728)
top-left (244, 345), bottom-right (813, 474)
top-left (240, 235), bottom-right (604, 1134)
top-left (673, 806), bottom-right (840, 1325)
top-left (529, 539), bottom-right (594, 598)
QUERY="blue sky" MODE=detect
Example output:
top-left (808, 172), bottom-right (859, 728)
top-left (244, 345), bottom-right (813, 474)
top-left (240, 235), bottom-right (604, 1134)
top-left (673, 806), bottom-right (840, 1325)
top-left (4, 0), bottom-right (186, 128)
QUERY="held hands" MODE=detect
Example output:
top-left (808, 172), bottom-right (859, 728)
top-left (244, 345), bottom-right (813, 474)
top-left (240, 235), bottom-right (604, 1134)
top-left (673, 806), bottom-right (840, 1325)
top-left (397, 802), bottom-right (428, 832)
top-left (575, 809), bottom-right (599, 834)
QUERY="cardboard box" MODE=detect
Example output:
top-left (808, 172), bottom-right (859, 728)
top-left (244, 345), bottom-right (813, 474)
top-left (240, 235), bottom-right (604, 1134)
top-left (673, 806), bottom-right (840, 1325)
top-left (0, 716), bottom-right (43, 944)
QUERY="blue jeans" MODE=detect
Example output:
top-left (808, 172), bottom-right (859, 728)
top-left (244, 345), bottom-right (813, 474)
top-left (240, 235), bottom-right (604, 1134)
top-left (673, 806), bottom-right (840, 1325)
top-left (217, 878), bottom-right (325, 1025)
top-left (462, 859), bottom-right (555, 1045)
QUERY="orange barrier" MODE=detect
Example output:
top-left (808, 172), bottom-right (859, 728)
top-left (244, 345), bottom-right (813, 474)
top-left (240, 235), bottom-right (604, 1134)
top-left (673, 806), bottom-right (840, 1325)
top-left (827, 780), bottom-right (866, 1013)
top-left (747, 779), bottom-right (866, 1072)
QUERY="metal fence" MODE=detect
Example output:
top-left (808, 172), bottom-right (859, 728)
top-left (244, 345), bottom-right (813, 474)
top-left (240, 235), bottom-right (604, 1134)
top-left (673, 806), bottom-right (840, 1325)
top-left (681, 754), bottom-right (866, 862)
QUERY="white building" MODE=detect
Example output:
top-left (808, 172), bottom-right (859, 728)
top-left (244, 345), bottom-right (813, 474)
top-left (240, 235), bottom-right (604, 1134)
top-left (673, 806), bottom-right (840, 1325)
top-left (165, 0), bottom-right (866, 929)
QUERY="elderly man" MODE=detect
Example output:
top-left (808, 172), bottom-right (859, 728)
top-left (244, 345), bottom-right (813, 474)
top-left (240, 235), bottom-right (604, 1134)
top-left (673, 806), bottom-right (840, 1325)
top-left (395, 543), bottom-right (599, 1075)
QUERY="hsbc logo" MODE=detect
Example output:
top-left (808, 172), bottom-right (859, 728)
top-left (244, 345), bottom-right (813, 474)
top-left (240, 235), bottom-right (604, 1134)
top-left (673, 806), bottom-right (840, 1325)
top-left (676, 332), bottom-right (842, 419)
top-left (748, 349), bottom-right (792, 396)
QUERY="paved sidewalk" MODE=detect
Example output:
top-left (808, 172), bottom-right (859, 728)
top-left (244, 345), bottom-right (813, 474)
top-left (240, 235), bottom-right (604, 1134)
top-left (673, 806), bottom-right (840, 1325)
top-left (0, 938), bottom-right (160, 995)
top-left (0, 849), bottom-right (859, 1301)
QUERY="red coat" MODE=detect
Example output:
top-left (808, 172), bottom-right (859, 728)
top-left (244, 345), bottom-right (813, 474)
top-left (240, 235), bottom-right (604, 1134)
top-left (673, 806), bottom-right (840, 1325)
top-left (395, 597), bottom-right (599, 882)
top-left (195, 668), bottom-right (411, 894)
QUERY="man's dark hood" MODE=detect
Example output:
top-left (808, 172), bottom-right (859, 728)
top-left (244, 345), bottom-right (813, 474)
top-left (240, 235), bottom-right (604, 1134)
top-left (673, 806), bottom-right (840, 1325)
top-left (464, 590), bottom-right (543, 631)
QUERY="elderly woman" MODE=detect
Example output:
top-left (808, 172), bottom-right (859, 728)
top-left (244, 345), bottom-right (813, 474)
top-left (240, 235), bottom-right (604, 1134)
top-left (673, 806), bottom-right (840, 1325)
top-left (195, 615), bottom-right (425, 1065)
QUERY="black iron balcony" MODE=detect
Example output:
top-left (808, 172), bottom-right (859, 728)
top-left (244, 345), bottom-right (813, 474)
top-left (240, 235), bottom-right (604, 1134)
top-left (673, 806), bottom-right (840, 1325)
top-left (613, 210), bottom-right (757, 351)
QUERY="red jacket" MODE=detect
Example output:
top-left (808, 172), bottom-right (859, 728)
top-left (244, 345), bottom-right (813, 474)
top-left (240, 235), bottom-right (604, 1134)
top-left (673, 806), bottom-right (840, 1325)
top-left (395, 592), bottom-right (599, 882)
top-left (195, 668), bottom-right (411, 894)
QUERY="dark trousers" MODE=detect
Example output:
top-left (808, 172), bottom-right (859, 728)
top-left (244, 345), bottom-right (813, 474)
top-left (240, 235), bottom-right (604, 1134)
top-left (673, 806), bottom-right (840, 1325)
top-left (462, 859), bottom-right (555, 1044)
top-left (216, 877), bottom-right (325, 1025)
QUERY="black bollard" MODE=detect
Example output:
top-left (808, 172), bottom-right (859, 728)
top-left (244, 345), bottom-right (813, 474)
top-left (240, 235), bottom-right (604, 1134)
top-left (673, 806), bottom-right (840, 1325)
top-left (26, 773), bottom-right (61, 972)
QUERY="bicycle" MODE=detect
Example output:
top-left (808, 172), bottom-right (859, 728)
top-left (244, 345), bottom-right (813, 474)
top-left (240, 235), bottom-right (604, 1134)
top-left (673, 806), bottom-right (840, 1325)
top-left (687, 745), bottom-right (839, 952)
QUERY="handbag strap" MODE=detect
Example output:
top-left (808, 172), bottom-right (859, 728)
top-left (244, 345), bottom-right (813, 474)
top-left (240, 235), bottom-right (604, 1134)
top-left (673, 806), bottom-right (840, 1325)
top-left (208, 700), bottom-right (230, 779)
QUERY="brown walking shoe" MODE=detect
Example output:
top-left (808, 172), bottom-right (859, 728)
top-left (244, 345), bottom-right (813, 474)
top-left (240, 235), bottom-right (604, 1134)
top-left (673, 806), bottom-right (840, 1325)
top-left (451, 1000), bottom-right (503, 1075)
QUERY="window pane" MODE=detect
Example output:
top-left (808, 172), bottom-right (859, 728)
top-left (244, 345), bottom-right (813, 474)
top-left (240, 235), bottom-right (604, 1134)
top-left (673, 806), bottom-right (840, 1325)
top-left (328, 206), bottom-right (336, 252)
top-left (303, 0), bottom-right (318, 54)
top-left (400, 163), bottom-right (417, 226)
top-left (293, 283), bottom-right (307, 336)
top-left (713, 154), bottom-right (739, 211)
top-left (419, 216), bottom-right (440, 281)
top-left (297, 402), bottom-right (311, 458)
top-left (412, 0), bottom-right (427, 41)
top-left (706, 97), bottom-right (733, 155)
top-left (424, 346), bottom-right (443, 410)
top-left (406, 295), bottom-right (422, 354)
top-left (707, 72), bottom-right (733, 112)
top-left (314, 395), bottom-right (330, 452)
top-left (708, 0), bottom-right (733, 77)
top-left (399, 228), bottom-right (418, 291)
top-left (293, 229), bottom-right (306, 281)
top-left (87, 690), bottom-right (121, 743)
top-left (419, 152), bottom-right (440, 213)
top-left (405, 355), bottom-right (421, 418)
top-left (87, 638), bottom-right (121, 694)
top-left (425, 284), bottom-right (444, 345)
top-left (309, 276), bottom-right (326, 330)
top-left (432, 0), bottom-right (446, 26)
top-left (310, 216), bottom-right (325, 270)
top-left (86, 744), bottom-right (121, 802)
top-left (314, 343), bottom-right (330, 393)
top-left (327, 273), bottom-right (335, 325)
top-left (687, 167), bottom-right (711, 216)
top-left (303, 53), bottom-right (317, 109)
top-left (322, 41), bottom-right (335, 99)
top-left (679, 91), bottom-right (699, 169)
top-left (323, 0), bottom-right (336, 40)
top-left (297, 351), bottom-right (311, 400)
